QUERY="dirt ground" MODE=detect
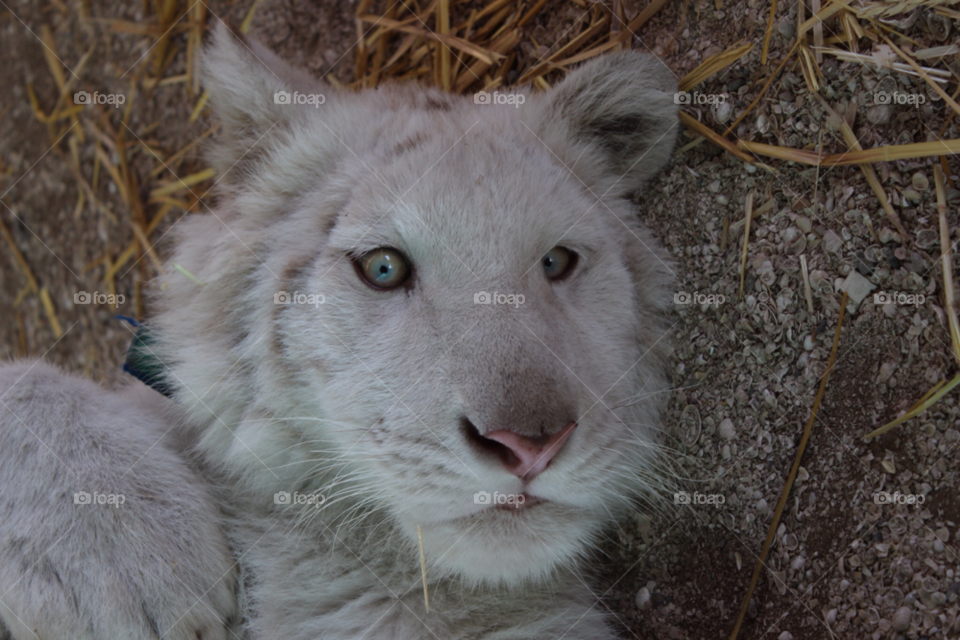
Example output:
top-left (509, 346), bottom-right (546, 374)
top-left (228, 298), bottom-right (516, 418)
top-left (1, 0), bottom-right (959, 639)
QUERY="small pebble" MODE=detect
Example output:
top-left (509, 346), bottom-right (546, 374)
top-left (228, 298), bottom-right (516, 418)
top-left (892, 606), bottom-right (912, 631)
top-left (867, 104), bottom-right (892, 125)
top-left (757, 114), bottom-right (770, 134)
top-left (878, 361), bottom-right (897, 383)
top-left (823, 229), bottom-right (843, 254)
top-left (713, 100), bottom-right (733, 124)
top-left (879, 227), bottom-right (901, 244)
top-left (635, 587), bottom-right (652, 611)
top-left (840, 270), bottom-right (876, 305)
top-left (902, 188), bottom-right (921, 203)
top-left (718, 418), bottom-right (737, 441)
top-left (776, 15), bottom-right (795, 39)
top-left (917, 228), bottom-right (938, 248)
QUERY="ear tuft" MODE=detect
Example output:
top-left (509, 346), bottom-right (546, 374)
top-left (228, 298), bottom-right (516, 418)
top-left (201, 22), bottom-right (325, 182)
top-left (541, 51), bottom-right (679, 196)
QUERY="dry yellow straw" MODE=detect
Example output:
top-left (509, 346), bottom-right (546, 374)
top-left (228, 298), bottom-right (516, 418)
top-left (800, 254), bottom-right (814, 314)
top-left (936, 165), bottom-right (960, 362)
top-left (798, 0), bottom-right (850, 39)
top-left (723, 41), bottom-right (799, 137)
top-left (738, 192), bottom-right (754, 301)
top-left (615, 0), bottom-right (669, 44)
top-left (679, 42), bottom-right (752, 92)
top-left (814, 95), bottom-right (909, 241)
top-left (38, 288), bottom-right (63, 338)
top-left (729, 291), bottom-right (848, 640)
top-left (738, 139), bottom-right (960, 166)
top-left (417, 524), bottom-right (429, 613)
top-left (864, 373), bottom-right (960, 441)
top-left (679, 112), bottom-right (757, 164)
top-left (0, 217), bottom-right (62, 337)
top-left (881, 34), bottom-right (960, 118)
top-left (438, 0), bottom-right (451, 91)
top-left (241, 0), bottom-right (264, 34)
top-left (150, 168), bottom-right (216, 198)
top-left (760, 0), bottom-right (778, 64)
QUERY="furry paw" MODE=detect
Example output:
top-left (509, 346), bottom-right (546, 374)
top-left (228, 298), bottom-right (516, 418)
top-left (0, 362), bottom-right (239, 640)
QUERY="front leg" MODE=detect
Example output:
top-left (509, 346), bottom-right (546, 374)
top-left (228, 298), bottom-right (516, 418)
top-left (0, 362), bottom-right (239, 640)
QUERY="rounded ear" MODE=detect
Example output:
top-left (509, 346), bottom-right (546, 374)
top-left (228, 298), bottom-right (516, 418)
top-left (201, 21), bottom-right (328, 181)
top-left (537, 51), bottom-right (679, 197)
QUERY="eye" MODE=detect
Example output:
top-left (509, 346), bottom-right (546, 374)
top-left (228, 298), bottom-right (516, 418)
top-left (357, 248), bottom-right (411, 290)
top-left (541, 247), bottom-right (577, 281)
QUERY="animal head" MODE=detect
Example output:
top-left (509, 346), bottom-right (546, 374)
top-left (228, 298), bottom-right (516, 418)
top-left (152, 23), bottom-right (678, 587)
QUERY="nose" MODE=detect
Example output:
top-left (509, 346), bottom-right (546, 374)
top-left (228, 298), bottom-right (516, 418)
top-left (476, 421), bottom-right (577, 480)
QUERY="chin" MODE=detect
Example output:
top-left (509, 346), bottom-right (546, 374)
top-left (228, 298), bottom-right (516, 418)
top-left (407, 501), bottom-right (602, 587)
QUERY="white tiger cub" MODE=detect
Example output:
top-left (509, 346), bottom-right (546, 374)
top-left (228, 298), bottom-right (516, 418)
top-left (0, 23), bottom-right (678, 640)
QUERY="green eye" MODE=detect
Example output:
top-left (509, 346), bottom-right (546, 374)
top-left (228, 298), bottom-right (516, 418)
top-left (542, 247), bottom-right (576, 281)
top-left (357, 248), bottom-right (411, 290)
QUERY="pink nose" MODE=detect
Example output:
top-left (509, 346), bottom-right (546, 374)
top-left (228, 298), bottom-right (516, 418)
top-left (481, 422), bottom-right (577, 480)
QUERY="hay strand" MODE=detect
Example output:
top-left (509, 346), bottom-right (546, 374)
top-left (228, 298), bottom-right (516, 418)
top-left (679, 111), bottom-right (757, 164)
top-left (615, 0), bottom-right (669, 44)
top-left (760, 0), bottom-right (778, 64)
top-left (800, 254), bottom-right (814, 313)
top-left (730, 290), bottom-right (848, 640)
top-left (864, 373), bottom-right (960, 441)
top-left (935, 165), bottom-right (960, 362)
top-left (417, 524), bottom-right (429, 613)
top-left (679, 41), bottom-right (752, 92)
top-left (739, 192), bottom-right (754, 301)
top-left (150, 167), bottom-right (216, 198)
top-left (738, 139), bottom-right (960, 166)
top-left (880, 34), bottom-right (960, 117)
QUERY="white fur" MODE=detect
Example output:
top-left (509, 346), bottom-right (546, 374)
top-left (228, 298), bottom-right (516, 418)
top-left (0, 24), bottom-right (678, 640)
top-left (0, 362), bottom-right (237, 639)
